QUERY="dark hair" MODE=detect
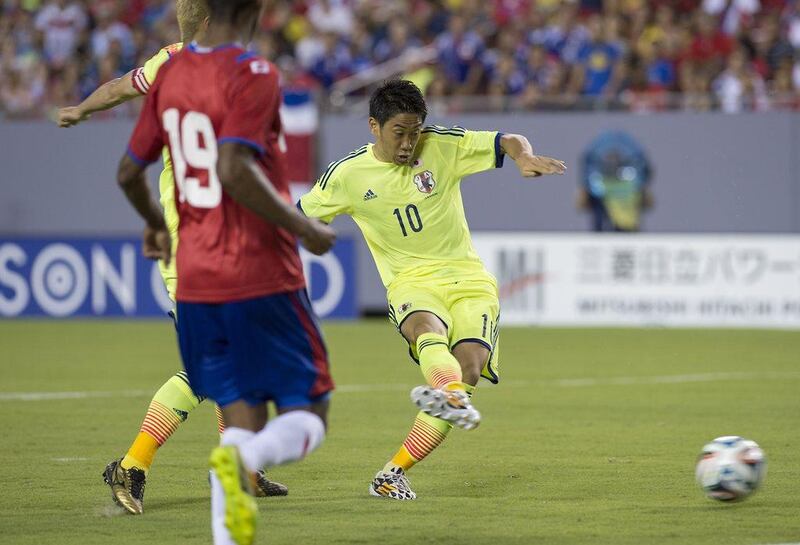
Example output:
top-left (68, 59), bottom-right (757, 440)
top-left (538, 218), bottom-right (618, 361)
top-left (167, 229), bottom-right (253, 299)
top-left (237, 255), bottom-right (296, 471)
top-left (369, 79), bottom-right (427, 126)
top-left (206, 0), bottom-right (259, 23)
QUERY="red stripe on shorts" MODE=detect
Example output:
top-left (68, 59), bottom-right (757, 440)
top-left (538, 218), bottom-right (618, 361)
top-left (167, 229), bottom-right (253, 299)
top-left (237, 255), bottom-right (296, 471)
top-left (290, 292), bottom-right (334, 397)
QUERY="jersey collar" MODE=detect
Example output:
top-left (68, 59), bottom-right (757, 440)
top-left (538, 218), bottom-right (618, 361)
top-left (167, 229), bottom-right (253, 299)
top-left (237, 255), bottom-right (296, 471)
top-left (188, 41), bottom-right (244, 53)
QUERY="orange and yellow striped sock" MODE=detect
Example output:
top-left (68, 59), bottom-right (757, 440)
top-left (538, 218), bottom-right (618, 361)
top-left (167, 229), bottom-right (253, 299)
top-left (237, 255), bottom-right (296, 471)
top-left (446, 381), bottom-right (475, 396)
top-left (385, 412), bottom-right (453, 472)
top-left (416, 332), bottom-right (462, 390)
top-left (215, 405), bottom-right (225, 437)
top-left (120, 371), bottom-right (202, 474)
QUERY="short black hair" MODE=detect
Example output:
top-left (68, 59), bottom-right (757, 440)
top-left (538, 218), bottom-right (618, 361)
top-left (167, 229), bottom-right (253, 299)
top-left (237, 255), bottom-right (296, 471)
top-left (369, 79), bottom-right (427, 127)
top-left (206, 0), bottom-right (259, 23)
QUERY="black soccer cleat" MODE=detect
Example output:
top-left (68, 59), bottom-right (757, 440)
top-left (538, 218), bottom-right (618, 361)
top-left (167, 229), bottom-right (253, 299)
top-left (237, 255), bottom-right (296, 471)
top-left (254, 470), bottom-right (288, 497)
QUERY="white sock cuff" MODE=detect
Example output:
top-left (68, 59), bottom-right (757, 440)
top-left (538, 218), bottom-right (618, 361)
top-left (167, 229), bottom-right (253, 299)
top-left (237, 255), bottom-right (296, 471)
top-left (221, 427), bottom-right (255, 447)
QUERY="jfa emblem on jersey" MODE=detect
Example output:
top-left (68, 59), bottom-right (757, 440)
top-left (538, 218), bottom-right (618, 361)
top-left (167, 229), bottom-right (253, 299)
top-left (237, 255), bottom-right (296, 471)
top-left (413, 170), bottom-right (436, 194)
top-left (250, 60), bottom-right (270, 74)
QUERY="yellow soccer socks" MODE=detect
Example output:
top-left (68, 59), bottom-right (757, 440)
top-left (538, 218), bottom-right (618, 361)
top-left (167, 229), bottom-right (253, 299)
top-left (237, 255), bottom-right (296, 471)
top-left (121, 371), bottom-right (202, 473)
top-left (416, 332), bottom-right (463, 390)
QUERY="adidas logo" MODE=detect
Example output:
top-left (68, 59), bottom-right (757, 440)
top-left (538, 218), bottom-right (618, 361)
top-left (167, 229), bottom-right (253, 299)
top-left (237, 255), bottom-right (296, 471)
top-left (363, 189), bottom-right (378, 201)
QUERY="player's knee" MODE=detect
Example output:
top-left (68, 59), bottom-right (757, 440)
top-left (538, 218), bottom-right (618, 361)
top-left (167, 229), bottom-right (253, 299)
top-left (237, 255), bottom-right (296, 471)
top-left (403, 314), bottom-right (447, 344)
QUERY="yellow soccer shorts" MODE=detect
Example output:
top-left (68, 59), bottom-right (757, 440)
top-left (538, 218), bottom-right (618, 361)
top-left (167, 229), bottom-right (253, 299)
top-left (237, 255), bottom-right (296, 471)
top-left (387, 277), bottom-right (500, 384)
top-left (158, 233), bottom-right (179, 304)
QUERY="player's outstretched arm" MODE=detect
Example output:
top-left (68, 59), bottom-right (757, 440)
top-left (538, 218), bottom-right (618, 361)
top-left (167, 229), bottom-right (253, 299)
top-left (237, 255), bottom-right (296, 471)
top-left (217, 143), bottom-right (336, 256)
top-left (57, 70), bottom-right (141, 128)
top-left (500, 133), bottom-right (567, 178)
top-left (117, 154), bottom-right (171, 264)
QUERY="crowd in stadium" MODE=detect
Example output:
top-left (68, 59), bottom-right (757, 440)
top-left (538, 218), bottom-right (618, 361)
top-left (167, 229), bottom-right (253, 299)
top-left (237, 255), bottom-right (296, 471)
top-left (2, 0), bottom-right (800, 118)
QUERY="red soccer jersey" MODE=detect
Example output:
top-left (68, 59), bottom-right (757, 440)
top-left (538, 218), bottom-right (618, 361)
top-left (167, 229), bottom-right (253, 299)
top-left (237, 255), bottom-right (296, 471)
top-left (127, 43), bottom-right (305, 303)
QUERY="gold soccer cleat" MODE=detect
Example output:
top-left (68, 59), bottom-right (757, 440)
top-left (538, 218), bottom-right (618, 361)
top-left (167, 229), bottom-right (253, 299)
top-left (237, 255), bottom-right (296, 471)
top-left (102, 458), bottom-right (146, 515)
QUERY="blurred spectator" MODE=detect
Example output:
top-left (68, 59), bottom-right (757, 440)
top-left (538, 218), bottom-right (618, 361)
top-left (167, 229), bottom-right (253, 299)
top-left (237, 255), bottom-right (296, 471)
top-left (487, 52), bottom-right (527, 109)
top-left (307, 0), bottom-right (353, 36)
top-left (523, 44), bottom-right (558, 89)
top-left (752, 14), bottom-right (793, 74)
top-left (568, 15), bottom-right (625, 98)
top-left (374, 20), bottom-right (420, 64)
top-left (530, 4), bottom-right (588, 65)
top-left (309, 31), bottom-right (352, 89)
top-left (771, 57), bottom-right (800, 108)
top-left (689, 11), bottom-right (734, 73)
top-left (620, 54), bottom-right (671, 113)
top-left (713, 44), bottom-right (769, 112)
top-left (90, 3), bottom-right (134, 63)
top-left (1, 65), bottom-right (43, 117)
top-left (682, 65), bottom-right (716, 111)
top-left (435, 13), bottom-right (487, 94)
top-left (347, 18), bottom-right (375, 73)
top-left (703, 0), bottom-right (761, 35)
top-left (33, 0), bottom-right (87, 69)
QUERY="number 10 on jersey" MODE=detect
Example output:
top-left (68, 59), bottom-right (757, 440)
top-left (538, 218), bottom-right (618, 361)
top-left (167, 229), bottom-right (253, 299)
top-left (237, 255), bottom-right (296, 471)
top-left (393, 204), bottom-right (423, 237)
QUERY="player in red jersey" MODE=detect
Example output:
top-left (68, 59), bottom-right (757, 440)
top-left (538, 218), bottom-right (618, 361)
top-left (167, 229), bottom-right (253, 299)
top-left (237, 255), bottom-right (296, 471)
top-left (115, 1), bottom-right (336, 543)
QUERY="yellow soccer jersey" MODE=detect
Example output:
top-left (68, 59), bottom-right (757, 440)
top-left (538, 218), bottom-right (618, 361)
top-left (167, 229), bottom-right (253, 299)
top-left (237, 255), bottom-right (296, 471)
top-left (131, 43), bottom-right (183, 298)
top-left (299, 126), bottom-right (505, 287)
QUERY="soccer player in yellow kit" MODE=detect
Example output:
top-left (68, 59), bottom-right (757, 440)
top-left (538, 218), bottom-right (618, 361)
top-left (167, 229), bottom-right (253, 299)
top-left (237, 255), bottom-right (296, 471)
top-left (299, 79), bottom-right (566, 500)
top-left (56, 0), bottom-right (286, 514)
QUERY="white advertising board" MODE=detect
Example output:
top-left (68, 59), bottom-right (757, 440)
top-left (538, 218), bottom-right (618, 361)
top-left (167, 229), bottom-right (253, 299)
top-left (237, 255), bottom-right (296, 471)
top-left (472, 234), bottom-right (800, 328)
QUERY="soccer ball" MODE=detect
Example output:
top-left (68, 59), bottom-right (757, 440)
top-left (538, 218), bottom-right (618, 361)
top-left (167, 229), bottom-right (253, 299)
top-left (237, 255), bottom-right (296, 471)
top-left (695, 436), bottom-right (766, 502)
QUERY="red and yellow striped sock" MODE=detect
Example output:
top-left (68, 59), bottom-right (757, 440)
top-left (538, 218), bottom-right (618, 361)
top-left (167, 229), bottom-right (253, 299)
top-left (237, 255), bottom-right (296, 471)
top-left (120, 371), bottom-right (202, 474)
top-left (416, 332), bottom-right (462, 390)
top-left (385, 412), bottom-right (453, 472)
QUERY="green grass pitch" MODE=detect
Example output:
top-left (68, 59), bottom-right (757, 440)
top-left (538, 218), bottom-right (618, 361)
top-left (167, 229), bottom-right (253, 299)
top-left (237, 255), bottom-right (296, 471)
top-left (1, 320), bottom-right (799, 545)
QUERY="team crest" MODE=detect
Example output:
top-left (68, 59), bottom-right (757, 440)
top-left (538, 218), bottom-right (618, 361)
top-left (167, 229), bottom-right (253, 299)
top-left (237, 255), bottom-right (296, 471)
top-left (413, 170), bottom-right (436, 193)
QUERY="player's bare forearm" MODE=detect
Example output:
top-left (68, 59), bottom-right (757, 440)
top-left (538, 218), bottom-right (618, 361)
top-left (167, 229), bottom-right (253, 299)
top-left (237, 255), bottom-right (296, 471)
top-left (117, 154), bottom-right (166, 229)
top-left (217, 143), bottom-right (309, 235)
top-left (57, 71), bottom-right (140, 127)
top-left (501, 133), bottom-right (567, 177)
top-left (500, 133), bottom-right (534, 162)
top-left (218, 143), bottom-right (336, 255)
top-left (117, 154), bottom-right (171, 263)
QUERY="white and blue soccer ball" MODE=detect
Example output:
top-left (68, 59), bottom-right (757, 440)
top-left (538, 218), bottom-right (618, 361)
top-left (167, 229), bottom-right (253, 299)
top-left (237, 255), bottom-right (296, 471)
top-left (695, 436), bottom-right (766, 502)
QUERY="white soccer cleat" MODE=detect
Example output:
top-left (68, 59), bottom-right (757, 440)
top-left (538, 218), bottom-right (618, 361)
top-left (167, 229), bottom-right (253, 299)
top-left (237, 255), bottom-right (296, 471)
top-left (410, 385), bottom-right (481, 430)
top-left (369, 467), bottom-right (417, 500)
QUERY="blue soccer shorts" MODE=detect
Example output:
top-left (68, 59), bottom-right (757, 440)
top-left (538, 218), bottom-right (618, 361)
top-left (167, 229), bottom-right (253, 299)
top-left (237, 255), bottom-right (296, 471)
top-left (176, 289), bottom-right (333, 409)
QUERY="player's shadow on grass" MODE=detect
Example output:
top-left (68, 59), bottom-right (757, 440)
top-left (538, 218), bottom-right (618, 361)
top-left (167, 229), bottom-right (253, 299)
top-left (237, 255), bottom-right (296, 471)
top-left (143, 496), bottom-right (209, 511)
